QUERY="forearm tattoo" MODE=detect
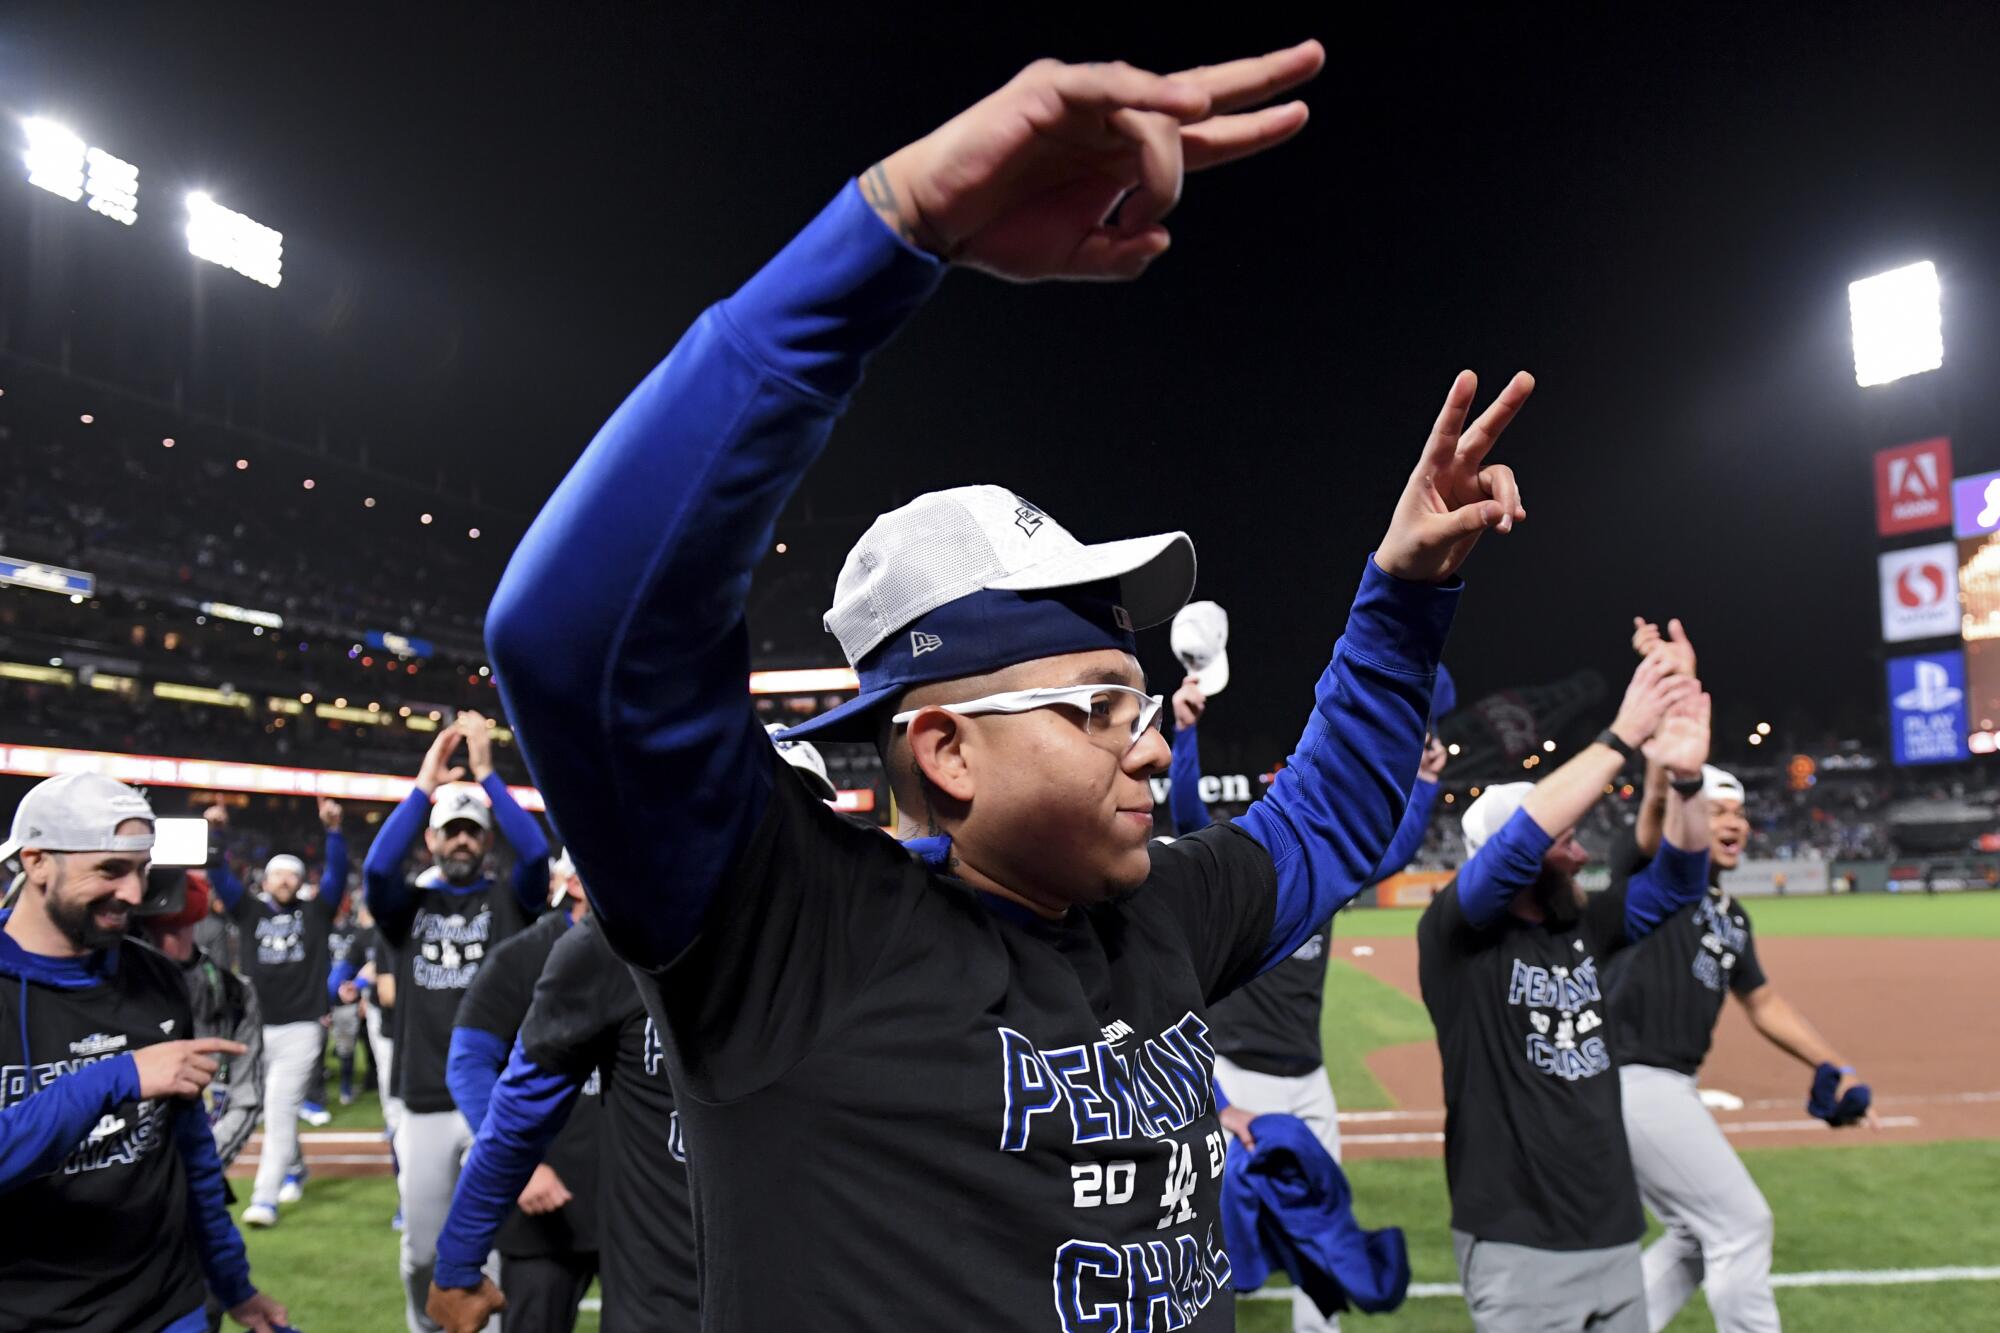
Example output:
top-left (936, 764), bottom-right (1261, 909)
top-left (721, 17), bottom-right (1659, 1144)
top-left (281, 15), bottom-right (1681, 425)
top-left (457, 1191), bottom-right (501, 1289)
top-left (861, 162), bottom-right (915, 244)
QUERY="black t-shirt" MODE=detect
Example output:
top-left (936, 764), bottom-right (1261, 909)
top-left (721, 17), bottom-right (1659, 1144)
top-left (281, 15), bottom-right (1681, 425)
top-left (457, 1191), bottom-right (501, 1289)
top-left (1605, 878), bottom-right (1767, 1076)
top-left (522, 917), bottom-right (686, 1330)
top-left (1208, 917), bottom-right (1333, 1077)
top-left (1417, 878), bottom-right (1643, 1251)
top-left (230, 887), bottom-right (341, 1025)
top-left (453, 909), bottom-right (601, 1258)
top-left (0, 939), bottom-right (207, 1332)
top-left (634, 759), bottom-right (1278, 1331)
top-left (377, 873), bottom-right (534, 1114)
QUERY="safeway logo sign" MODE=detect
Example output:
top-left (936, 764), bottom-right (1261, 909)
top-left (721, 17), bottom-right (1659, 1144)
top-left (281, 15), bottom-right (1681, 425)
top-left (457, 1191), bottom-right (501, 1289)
top-left (1880, 543), bottom-right (1960, 642)
top-left (1874, 438), bottom-right (1952, 537)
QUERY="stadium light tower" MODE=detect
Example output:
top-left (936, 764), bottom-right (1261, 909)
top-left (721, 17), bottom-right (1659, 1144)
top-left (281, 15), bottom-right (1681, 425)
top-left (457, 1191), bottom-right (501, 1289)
top-left (23, 117), bottom-right (85, 200)
top-left (1848, 260), bottom-right (1943, 387)
top-left (186, 191), bottom-right (284, 287)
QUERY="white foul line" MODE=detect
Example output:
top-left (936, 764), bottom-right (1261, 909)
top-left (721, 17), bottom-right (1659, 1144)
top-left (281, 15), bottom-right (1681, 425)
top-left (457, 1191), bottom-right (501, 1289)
top-left (1342, 1116), bottom-right (1920, 1146)
top-left (1238, 1265), bottom-right (2000, 1302)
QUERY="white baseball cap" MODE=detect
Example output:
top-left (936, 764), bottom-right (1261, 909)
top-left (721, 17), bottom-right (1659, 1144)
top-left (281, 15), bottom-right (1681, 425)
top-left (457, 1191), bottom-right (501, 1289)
top-left (265, 854), bottom-right (305, 880)
top-left (549, 847), bottom-right (579, 908)
top-left (429, 783), bottom-right (493, 832)
top-left (766, 723), bottom-right (837, 801)
top-left (1461, 782), bottom-right (1535, 859)
top-left (1, 772), bottom-right (155, 863)
top-left (783, 486), bottom-right (1196, 741)
top-left (1170, 600), bottom-right (1231, 696)
top-left (1702, 765), bottom-right (1746, 806)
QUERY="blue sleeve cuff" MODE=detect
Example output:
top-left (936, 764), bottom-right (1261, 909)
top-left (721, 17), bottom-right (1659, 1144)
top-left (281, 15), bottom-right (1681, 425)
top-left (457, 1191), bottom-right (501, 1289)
top-left (721, 178), bottom-right (947, 401)
top-left (1460, 806), bottom-right (1553, 929)
top-left (1349, 556), bottom-right (1463, 677)
top-left (435, 1258), bottom-right (488, 1291)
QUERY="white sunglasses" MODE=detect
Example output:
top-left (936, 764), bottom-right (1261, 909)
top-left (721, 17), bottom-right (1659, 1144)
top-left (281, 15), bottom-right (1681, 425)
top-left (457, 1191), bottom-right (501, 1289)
top-left (891, 684), bottom-right (1166, 753)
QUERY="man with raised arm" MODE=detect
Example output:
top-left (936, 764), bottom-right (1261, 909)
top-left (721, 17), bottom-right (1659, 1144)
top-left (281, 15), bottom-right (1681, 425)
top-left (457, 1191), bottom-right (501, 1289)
top-left (1418, 650), bottom-right (1715, 1332)
top-left (1609, 619), bottom-right (1875, 1333)
top-left (365, 711), bottom-right (550, 1333)
top-left (488, 42), bottom-right (1535, 1331)
top-left (202, 795), bottom-right (348, 1226)
top-left (0, 773), bottom-right (288, 1333)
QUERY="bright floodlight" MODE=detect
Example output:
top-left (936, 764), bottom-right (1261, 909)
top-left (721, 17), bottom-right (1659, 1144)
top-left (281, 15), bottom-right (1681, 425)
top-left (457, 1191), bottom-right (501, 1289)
top-left (24, 118), bottom-right (86, 201)
top-left (186, 192), bottom-right (283, 288)
top-left (1849, 260), bottom-right (1943, 387)
top-left (84, 146), bottom-right (138, 225)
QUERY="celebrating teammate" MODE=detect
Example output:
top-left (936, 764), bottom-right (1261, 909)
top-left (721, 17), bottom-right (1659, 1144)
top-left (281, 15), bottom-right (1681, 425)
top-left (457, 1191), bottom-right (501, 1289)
top-left (1608, 619), bottom-right (1875, 1333)
top-left (430, 848), bottom-right (602, 1331)
top-left (1197, 669), bottom-right (1453, 1333)
top-left (1417, 649), bottom-right (1713, 1331)
top-left (489, 42), bottom-right (1536, 1329)
top-left (0, 773), bottom-right (288, 1332)
top-left (426, 900), bottom-right (694, 1333)
top-left (203, 795), bottom-right (349, 1225)
top-left (364, 711), bottom-right (551, 1332)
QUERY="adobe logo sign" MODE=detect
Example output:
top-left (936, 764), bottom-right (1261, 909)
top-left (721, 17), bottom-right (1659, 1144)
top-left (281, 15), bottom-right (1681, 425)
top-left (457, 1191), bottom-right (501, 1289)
top-left (1879, 542), bottom-right (1959, 642)
top-left (1874, 437), bottom-right (1952, 536)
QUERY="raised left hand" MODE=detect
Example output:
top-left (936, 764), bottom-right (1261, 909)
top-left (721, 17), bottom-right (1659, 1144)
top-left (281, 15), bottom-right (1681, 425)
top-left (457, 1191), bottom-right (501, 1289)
top-left (319, 797), bottom-right (343, 831)
top-left (1643, 690), bottom-right (1712, 779)
top-left (1375, 370), bottom-right (1533, 584)
top-left (1172, 676), bottom-right (1207, 731)
top-left (456, 711), bottom-right (496, 781)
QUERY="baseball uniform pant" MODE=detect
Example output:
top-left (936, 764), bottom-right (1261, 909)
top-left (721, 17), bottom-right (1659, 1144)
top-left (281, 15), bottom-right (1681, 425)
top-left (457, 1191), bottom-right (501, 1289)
top-left (253, 1020), bottom-right (323, 1208)
top-left (500, 1249), bottom-right (598, 1332)
top-left (1214, 1056), bottom-right (1341, 1333)
top-left (366, 1004), bottom-right (406, 1139)
top-left (1620, 1063), bottom-right (1779, 1333)
top-left (1452, 1231), bottom-right (1646, 1332)
top-left (395, 1108), bottom-right (498, 1333)
top-left (305, 1020), bottom-right (330, 1106)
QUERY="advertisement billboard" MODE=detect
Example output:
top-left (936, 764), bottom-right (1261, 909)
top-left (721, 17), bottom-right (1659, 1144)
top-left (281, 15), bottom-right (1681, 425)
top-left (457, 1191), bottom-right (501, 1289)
top-left (1887, 651), bottom-right (1969, 765)
top-left (1878, 542), bottom-right (1959, 642)
top-left (1874, 437), bottom-right (1952, 536)
top-left (1952, 469), bottom-right (2000, 540)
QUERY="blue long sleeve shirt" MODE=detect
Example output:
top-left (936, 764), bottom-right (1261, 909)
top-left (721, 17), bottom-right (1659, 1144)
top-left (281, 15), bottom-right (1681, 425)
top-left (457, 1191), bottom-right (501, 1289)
top-left (1168, 723), bottom-right (1210, 835)
top-left (0, 1051), bottom-right (139, 1191)
top-left (1457, 806), bottom-right (1710, 936)
top-left (434, 1041), bottom-right (585, 1289)
top-left (1371, 777), bottom-right (1440, 884)
top-left (487, 180), bottom-right (1451, 975)
top-left (362, 772), bottom-right (550, 924)
top-left (445, 1026), bottom-right (514, 1134)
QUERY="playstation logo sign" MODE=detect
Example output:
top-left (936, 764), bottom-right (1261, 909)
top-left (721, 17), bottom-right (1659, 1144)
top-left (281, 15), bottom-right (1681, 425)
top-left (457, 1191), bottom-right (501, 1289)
top-left (1874, 438), bottom-right (1953, 536)
top-left (1888, 651), bottom-right (1969, 765)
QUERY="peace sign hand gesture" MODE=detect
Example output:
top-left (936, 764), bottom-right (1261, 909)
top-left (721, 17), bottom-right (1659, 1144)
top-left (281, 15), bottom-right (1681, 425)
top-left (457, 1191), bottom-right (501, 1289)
top-left (1375, 370), bottom-right (1535, 584)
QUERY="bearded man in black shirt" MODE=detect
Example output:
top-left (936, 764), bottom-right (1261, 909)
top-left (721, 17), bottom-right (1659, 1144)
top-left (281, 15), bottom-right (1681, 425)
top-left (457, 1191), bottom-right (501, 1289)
top-left (1418, 648), bottom-right (1713, 1332)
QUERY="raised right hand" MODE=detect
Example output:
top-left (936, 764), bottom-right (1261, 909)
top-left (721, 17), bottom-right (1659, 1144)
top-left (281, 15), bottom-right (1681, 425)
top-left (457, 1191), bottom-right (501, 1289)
top-left (865, 42), bottom-right (1324, 281)
top-left (427, 1278), bottom-right (506, 1333)
top-left (1610, 651), bottom-right (1701, 750)
top-left (133, 1037), bottom-right (246, 1100)
top-left (1631, 616), bottom-right (1697, 678)
top-left (1172, 676), bottom-right (1207, 731)
top-left (415, 726), bottom-right (468, 797)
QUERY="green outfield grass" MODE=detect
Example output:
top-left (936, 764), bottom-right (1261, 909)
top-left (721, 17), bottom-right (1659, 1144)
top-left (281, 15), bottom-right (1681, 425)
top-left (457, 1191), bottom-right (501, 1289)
top-left (1336, 888), bottom-right (2000, 940)
top-left (1317, 959), bottom-right (1436, 1109)
top-left (243, 1141), bottom-right (2000, 1330)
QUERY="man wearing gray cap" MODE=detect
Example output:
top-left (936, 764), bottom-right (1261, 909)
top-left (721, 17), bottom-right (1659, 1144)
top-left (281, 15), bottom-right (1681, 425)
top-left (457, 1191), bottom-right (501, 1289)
top-left (488, 42), bottom-right (1535, 1331)
top-left (1417, 650), bottom-right (1713, 1332)
top-left (0, 772), bottom-right (290, 1333)
top-left (202, 794), bottom-right (349, 1227)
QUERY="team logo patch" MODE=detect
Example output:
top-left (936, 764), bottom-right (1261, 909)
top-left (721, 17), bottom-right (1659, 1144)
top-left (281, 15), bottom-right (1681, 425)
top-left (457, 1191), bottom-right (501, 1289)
top-left (160, 1020), bottom-right (176, 1035)
top-left (69, 1032), bottom-right (128, 1057)
top-left (911, 630), bottom-right (944, 657)
top-left (1014, 504), bottom-right (1045, 537)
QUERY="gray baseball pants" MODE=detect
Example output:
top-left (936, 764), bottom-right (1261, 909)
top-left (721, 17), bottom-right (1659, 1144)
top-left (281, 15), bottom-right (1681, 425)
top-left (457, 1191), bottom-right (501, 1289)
top-left (1452, 1231), bottom-right (1646, 1331)
top-left (1620, 1063), bottom-right (1780, 1332)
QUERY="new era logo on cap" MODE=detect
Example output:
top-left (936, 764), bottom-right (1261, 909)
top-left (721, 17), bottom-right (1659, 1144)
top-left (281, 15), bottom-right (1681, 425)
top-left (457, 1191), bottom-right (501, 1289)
top-left (911, 631), bottom-right (944, 657)
top-left (820, 484), bottom-right (1195, 666)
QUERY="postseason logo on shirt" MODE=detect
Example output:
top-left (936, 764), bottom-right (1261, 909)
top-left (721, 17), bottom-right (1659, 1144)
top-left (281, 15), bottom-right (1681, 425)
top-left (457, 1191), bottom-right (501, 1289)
top-left (1507, 955), bottom-right (1611, 1082)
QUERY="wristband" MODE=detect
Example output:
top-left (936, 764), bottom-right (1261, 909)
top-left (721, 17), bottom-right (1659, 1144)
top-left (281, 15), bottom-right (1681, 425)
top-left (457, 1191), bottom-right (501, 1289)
top-left (1594, 728), bottom-right (1637, 762)
top-left (1838, 1065), bottom-right (1855, 1075)
top-left (1669, 773), bottom-right (1705, 797)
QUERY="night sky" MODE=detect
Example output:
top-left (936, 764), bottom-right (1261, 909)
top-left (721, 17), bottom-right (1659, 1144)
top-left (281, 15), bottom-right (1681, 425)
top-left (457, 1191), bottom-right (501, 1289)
top-left (7, 4), bottom-right (2000, 772)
